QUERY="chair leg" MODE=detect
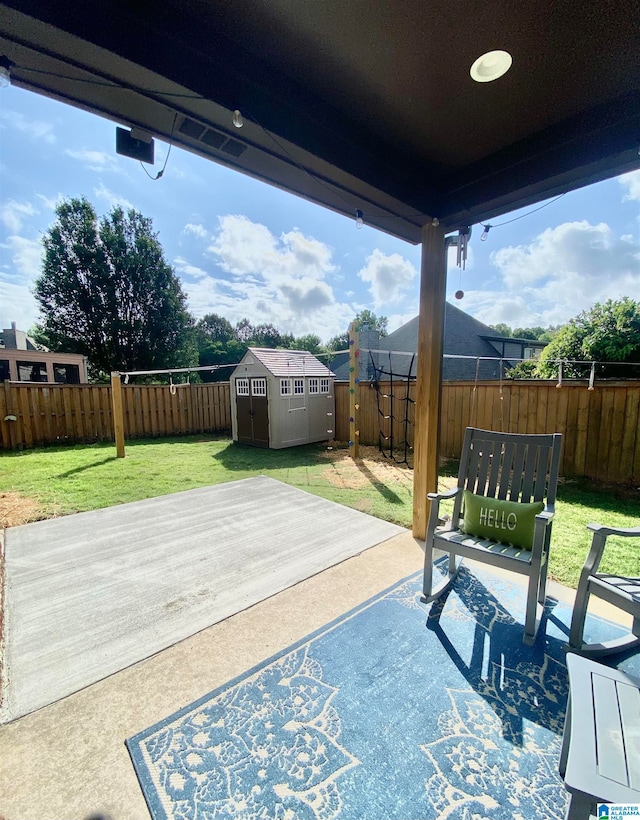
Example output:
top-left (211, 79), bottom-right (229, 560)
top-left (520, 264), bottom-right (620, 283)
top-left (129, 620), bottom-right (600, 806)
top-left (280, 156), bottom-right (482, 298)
top-left (421, 545), bottom-right (461, 604)
top-left (558, 691), bottom-right (571, 779)
top-left (568, 586), bottom-right (640, 656)
top-left (422, 540), bottom-right (435, 600)
top-left (564, 791), bottom-right (594, 820)
top-left (538, 553), bottom-right (549, 605)
top-left (524, 570), bottom-right (543, 645)
top-left (568, 585), bottom-right (590, 651)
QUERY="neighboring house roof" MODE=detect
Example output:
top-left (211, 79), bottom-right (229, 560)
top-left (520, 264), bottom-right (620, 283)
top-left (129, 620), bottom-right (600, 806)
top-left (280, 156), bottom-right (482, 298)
top-left (239, 347), bottom-right (334, 378)
top-left (0, 323), bottom-right (39, 351)
top-left (331, 304), bottom-right (546, 381)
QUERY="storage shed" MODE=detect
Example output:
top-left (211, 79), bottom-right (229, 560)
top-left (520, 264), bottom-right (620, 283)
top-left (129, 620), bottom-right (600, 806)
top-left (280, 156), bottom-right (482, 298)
top-left (230, 348), bottom-right (335, 449)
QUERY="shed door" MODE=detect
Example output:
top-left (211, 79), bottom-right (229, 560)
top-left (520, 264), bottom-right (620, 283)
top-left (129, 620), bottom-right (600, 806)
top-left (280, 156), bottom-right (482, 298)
top-left (235, 377), bottom-right (269, 447)
top-left (236, 396), bottom-right (253, 444)
top-left (250, 378), bottom-right (269, 447)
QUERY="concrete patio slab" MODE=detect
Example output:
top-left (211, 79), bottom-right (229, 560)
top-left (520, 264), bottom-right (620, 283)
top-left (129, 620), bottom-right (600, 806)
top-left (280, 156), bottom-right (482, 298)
top-left (0, 526), bottom-right (630, 820)
top-left (1, 476), bottom-right (404, 724)
top-left (0, 531), bottom-right (423, 820)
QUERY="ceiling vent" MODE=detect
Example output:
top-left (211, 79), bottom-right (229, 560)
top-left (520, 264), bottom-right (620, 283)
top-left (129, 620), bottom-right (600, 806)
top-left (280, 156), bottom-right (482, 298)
top-left (179, 116), bottom-right (247, 158)
top-left (178, 117), bottom-right (205, 140)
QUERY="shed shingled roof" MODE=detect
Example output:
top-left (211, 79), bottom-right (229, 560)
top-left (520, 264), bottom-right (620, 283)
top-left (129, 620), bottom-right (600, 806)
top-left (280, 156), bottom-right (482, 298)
top-left (247, 348), bottom-right (334, 378)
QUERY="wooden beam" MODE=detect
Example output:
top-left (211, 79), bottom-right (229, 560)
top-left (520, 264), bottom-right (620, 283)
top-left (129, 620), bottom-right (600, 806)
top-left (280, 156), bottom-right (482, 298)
top-left (111, 371), bottom-right (126, 458)
top-left (348, 321), bottom-right (360, 459)
top-left (412, 221), bottom-right (447, 539)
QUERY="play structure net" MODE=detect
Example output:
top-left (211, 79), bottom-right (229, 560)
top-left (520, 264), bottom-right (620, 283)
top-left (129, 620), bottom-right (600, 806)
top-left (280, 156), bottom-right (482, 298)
top-left (364, 348), bottom-right (416, 467)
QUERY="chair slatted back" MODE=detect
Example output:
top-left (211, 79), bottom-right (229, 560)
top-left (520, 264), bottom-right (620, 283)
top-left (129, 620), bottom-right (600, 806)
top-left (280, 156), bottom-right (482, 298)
top-left (453, 428), bottom-right (562, 521)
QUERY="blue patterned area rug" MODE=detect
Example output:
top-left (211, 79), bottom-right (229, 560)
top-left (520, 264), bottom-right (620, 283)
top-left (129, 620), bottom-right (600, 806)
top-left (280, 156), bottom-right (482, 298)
top-left (127, 566), bottom-right (640, 820)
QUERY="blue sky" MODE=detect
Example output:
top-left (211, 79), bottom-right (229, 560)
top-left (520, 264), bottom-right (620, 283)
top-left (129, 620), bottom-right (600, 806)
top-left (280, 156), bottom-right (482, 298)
top-left (2, 85), bottom-right (640, 344)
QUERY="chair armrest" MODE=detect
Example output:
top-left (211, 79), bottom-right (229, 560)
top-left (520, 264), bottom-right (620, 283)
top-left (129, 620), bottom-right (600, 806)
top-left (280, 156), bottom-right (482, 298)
top-left (579, 523), bottom-right (640, 579)
top-left (587, 523), bottom-right (640, 538)
top-left (426, 487), bottom-right (461, 541)
top-left (534, 506), bottom-right (555, 526)
top-left (427, 487), bottom-right (461, 502)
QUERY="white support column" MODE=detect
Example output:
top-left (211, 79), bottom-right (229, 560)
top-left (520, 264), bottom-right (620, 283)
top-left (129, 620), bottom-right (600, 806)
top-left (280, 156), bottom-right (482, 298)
top-left (412, 221), bottom-right (447, 540)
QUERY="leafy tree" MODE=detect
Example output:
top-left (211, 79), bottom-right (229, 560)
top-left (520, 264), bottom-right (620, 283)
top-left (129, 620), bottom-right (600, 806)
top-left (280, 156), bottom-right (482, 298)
top-left (34, 198), bottom-right (196, 379)
top-left (250, 323), bottom-right (283, 348)
top-left (235, 318), bottom-right (255, 343)
top-left (504, 360), bottom-right (539, 380)
top-left (512, 326), bottom-right (546, 341)
top-left (536, 298), bottom-right (640, 378)
top-left (327, 310), bottom-right (388, 351)
top-left (292, 334), bottom-right (323, 355)
top-left (489, 323), bottom-right (512, 337)
top-left (197, 313), bottom-right (235, 345)
top-left (490, 323), bottom-right (557, 341)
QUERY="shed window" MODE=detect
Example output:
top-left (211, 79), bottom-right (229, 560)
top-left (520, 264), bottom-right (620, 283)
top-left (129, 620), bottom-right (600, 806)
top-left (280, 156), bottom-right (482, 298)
top-left (294, 378), bottom-right (304, 395)
top-left (280, 378), bottom-right (291, 396)
top-left (252, 378), bottom-right (266, 396)
top-left (236, 378), bottom-right (249, 396)
top-left (308, 378), bottom-right (319, 394)
top-left (320, 378), bottom-right (330, 394)
top-left (17, 361), bottom-right (48, 382)
top-left (54, 363), bottom-right (80, 384)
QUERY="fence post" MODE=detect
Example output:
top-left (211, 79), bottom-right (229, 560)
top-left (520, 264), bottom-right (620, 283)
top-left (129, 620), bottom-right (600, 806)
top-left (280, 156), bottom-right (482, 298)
top-left (111, 372), bottom-right (126, 458)
top-left (3, 381), bottom-right (19, 450)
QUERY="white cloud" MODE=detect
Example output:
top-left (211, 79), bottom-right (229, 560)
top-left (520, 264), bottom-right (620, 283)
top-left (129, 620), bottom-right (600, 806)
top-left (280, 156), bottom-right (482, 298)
top-left (36, 193), bottom-right (65, 212)
top-left (619, 169), bottom-right (640, 202)
top-left (279, 230), bottom-right (335, 279)
top-left (183, 223), bottom-right (209, 239)
top-left (207, 215), bottom-right (335, 281)
top-left (0, 235), bottom-right (43, 329)
top-left (65, 149), bottom-right (118, 173)
top-left (208, 215), bottom-right (278, 275)
top-left (0, 109), bottom-right (55, 143)
top-left (467, 220), bottom-right (640, 327)
top-left (93, 184), bottom-right (134, 211)
top-left (174, 256), bottom-right (208, 280)
top-left (185, 214), bottom-right (354, 339)
top-left (357, 249), bottom-right (418, 307)
top-left (178, 215), bottom-right (358, 340)
top-left (183, 264), bottom-right (352, 341)
top-left (0, 200), bottom-right (37, 233)
top-left (278, 279), bottom-right (334, 314)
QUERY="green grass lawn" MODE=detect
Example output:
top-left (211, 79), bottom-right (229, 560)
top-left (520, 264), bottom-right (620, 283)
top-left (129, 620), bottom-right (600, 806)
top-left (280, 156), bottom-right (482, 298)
top-left (1, 435), bottom-right (638, 589)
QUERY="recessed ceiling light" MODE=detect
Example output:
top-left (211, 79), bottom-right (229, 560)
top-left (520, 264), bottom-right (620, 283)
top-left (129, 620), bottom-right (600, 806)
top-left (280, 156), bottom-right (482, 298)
top-left (470, 50), bottom-right (512, 83)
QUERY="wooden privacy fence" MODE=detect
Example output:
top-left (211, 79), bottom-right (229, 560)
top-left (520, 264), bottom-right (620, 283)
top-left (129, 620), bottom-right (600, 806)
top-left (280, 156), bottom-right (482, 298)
top-left (335, 380), bottom-right (640, 485)
top-left (2, 378), bottom-right (639, 484)
top-left (0, 381), bottom-right (231, 450)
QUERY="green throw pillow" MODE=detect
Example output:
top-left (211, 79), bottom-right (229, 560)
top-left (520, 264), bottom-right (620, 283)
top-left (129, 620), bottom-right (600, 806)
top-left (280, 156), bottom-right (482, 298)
top-left (461, 491), bottom-right (544, 550)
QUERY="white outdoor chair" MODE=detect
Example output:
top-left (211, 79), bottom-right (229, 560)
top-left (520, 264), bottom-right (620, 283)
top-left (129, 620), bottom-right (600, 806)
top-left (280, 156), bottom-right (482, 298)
top-left (568, 523), bottom-right (640, 657)
top-left (422, 427), bottom-right (563, 644)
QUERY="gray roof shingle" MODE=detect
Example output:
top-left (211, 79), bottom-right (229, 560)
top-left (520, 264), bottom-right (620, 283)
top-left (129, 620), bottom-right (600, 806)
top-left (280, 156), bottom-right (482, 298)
top-left (247, 348), bottom-right (334, 378)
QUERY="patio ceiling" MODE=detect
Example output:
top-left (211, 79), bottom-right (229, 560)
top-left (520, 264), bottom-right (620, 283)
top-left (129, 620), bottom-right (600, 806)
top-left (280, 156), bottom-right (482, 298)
top-left (2, 0), bottom-right (640, 243)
